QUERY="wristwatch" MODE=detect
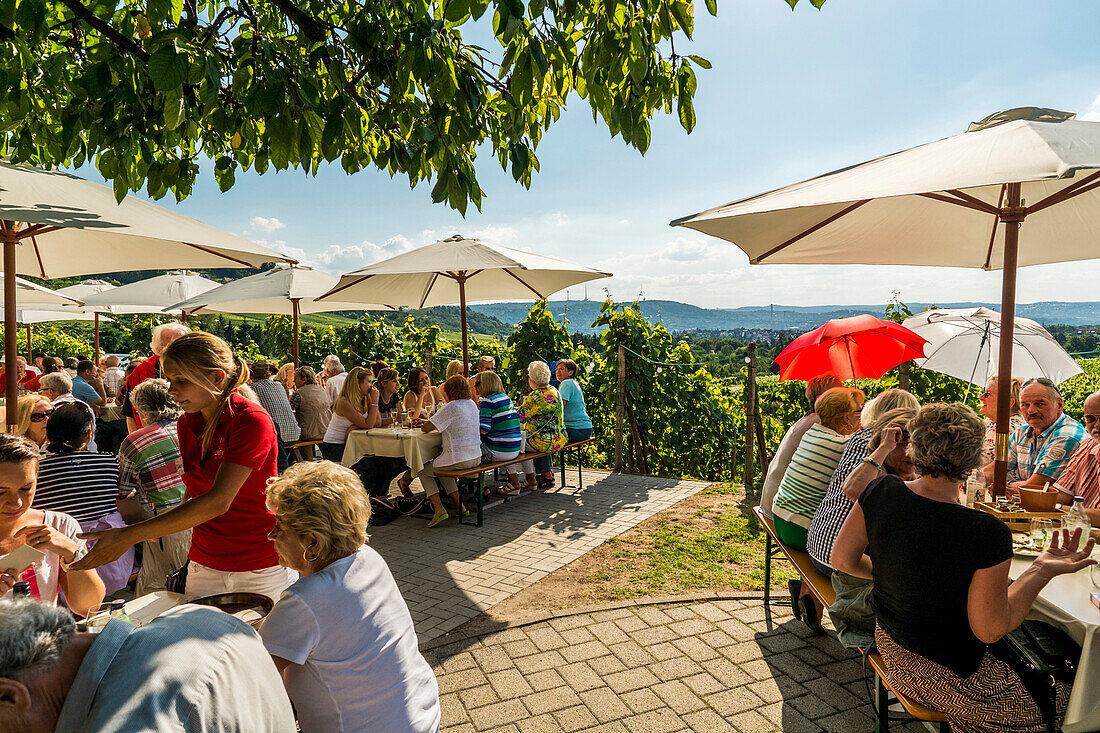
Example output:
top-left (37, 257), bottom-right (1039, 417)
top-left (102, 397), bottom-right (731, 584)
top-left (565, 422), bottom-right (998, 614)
top-left (59, 543), bottom-right (89, 572)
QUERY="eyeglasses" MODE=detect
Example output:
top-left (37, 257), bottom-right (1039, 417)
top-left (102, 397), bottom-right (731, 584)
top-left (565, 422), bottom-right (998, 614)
top-left (1085, 414), bottom-right (1100, 423)
top-left (29, 409), bottom-right (53, 423)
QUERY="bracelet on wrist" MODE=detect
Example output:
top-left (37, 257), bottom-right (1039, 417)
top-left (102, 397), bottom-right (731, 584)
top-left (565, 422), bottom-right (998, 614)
top-left (861, 456), bottom-right (885, 475)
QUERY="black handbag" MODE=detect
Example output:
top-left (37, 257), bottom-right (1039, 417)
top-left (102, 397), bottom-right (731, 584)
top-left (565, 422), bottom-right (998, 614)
top-left (368, 496), bottom-right (401, 526)
top-left (990, 620), bottom-right (1080, 733)
top-left (164, 560), bottom-right (189, 595)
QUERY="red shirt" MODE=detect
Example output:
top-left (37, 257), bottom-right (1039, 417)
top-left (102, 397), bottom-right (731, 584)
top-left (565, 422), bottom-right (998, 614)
top-left (0, 369), bottom-right (37, 396)
top-left (177, 392), bottom-right (279, 571)
top-left (124, 355), bottom-right (160, 428)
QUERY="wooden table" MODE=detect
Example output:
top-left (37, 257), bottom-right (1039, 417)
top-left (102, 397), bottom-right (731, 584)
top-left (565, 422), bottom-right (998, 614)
top-left (102, 400), bottom-right (122, 422)
top-left (341, 427), bottom-right (443, 475)
top-left (1010, 553), bottom-right (1100, 732)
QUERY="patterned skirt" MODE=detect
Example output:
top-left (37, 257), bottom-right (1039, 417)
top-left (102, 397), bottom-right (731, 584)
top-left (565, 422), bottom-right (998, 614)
top-left (874, 625), bottom-right (1070, 733)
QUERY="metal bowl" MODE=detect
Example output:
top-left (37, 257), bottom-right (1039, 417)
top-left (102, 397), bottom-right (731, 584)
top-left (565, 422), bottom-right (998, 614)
top-left (189, 592), bottom-right (274, 627)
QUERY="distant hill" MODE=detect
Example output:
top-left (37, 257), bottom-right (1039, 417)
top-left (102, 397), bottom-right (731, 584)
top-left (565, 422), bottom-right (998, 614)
top-left (470, 299), bottom-right (1100, 334)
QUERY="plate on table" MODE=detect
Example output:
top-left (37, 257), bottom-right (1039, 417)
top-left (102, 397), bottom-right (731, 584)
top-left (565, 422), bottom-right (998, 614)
top-left (189, 593), bottom-right (273, 627)
top-left (1012, 538), bottom-right (1043, 557)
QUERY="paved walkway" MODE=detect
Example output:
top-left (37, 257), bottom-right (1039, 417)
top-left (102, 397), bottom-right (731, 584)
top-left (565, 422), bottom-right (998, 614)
top-left (425, 598), bottom-right (927, 733)
top-left (368, 469), bottom-right (713, 642)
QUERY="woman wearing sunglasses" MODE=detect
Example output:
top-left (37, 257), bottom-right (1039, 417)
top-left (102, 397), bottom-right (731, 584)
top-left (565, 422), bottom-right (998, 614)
top-left (978, 376), bottom-right (1025, 463)
top-left (14, 394), bottom-right (52, 449)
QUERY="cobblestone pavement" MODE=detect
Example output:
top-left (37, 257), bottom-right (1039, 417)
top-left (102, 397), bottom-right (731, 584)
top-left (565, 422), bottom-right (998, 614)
top-left (425, 598), bottom-right (928, 733)
top-left (368, 470), bottom-right (713, 642)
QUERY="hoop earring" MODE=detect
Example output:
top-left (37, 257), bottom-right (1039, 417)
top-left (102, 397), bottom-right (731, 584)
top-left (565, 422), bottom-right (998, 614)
top-left (303, 545), bottom-right (320, 563)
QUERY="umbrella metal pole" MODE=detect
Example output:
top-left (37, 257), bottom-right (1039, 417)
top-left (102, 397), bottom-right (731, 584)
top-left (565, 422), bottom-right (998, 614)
top-left (3, 226), bottom-right (18, 430)
top-left (993, 182), bottom-right (1024, 497)
top-left (292, 299), bottom-right (300, 368)
top-left (458, 276), bottom-right (469, 377)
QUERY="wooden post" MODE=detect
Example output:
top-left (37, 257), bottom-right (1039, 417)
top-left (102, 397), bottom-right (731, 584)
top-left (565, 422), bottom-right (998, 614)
top-left (291, 299), bottom-right (300, 368)
top-left (744, 343), bottom-right (757, 495)
top-left (898, 360), bottom-right (911, 391)
top-left (993, 182), bottom-right (1024, 498)
top-left (93, 313), bottom-right (100, 364)
top-left (614, 343), bottom-right (625, 473)
top-left (458, 275), bottom-right (470, 377)
top-left (25, 324), bottom-right (31, 364)
top-left (3, 226), bottom-right (18, 429)
top-left (754, 393), bottom-right (769, 479)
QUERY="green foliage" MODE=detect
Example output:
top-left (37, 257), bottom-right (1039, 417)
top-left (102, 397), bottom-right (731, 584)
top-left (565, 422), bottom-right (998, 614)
top-left (0, 0), bottom-right (726, 212)
top-left (340, 316), bottom-right (401, 366)
top-left (506, 299), bottom-right (572, 389)
top-left (0, 324), bottom-right (93, 359)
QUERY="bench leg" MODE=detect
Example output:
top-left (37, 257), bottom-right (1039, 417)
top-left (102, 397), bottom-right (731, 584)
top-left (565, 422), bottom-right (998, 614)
top-left (764, 534), bottom-right (773, 630)
top-left (476, 473), bottom-right (484, 528)
top-left (560, 450), bottom-right (566, 488)
top-left (875, 674), bottom-right (891, 733)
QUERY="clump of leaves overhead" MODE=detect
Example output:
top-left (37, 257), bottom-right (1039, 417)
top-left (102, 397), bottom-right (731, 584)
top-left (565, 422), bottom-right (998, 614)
top-left (0, 0), bottom-right (729, 211)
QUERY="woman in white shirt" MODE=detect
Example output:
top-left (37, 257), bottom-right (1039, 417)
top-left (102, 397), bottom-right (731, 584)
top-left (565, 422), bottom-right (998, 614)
top-left (0, 433), bottom-right (104, 616)
top-left (416, 375), bottom-right (481, 527)
top-left (320, 367), bottom-right (380, 463)
top-left (260, 461), bottom-right (440, 733)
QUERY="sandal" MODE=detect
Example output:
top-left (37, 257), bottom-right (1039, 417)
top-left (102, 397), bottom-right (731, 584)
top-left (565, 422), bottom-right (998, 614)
top-left (495, 486), bottom-right (521, 497)
top-left (426, 509), bottom-right (449, 528)
top-left (788, 579), bottom-right (803, 621)
top-left (799, 595), bottom-right (824, 635)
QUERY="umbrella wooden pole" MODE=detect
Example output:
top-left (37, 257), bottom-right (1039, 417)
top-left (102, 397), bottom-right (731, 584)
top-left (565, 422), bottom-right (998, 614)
top-left (3, 226), bottom-right (17, 429)
top-left (458, 276), bottom-right (469, 377)
top-left (292, 298), bottom-right (300, 368)
top-left (25, 324), bottom-right (31, 364)
top-left (993, 182), bottom-right (1024, 498)
top-left (93, 313), bottom-right (100, 363)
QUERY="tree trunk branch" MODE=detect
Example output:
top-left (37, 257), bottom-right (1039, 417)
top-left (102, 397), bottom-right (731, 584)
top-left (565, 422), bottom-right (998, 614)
top-left (55, 0), bottom-right (149, 62)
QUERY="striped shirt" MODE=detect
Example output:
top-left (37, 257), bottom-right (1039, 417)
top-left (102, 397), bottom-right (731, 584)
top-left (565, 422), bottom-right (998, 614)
top-left (806, 428), bottom-right (871, 568)
top-left (1006, 412), bottom-right (1087, 483)
top-left (118, 420), bottom-right (186, 517)
top-left (1053, 436), bottom-right (1100, 508)
top-left (35, 451), bottom-right (121, 524)
top-left (773, 423), bottom-right (852, 530)
top-left (479, 393), bottom-right (522, 453)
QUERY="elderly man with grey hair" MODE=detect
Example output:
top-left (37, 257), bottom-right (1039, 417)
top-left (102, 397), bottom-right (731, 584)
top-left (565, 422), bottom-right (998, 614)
top-left (38, 372), bottom-right (98, 452)
top-left (121, 322), bottom-right (192, 433)
top-left (323, 354), bottom-right (348, 407)
top-left (116, 378), bottom-right (191, 595)
top-left (0, 598), bottom-right (295, 731)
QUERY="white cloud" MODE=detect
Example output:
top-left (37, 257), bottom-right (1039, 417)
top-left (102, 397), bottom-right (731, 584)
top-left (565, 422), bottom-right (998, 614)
top-left (1082, 94), bottom-right (1100, 121)
top-left (250, 216), bottom-right (286, 232)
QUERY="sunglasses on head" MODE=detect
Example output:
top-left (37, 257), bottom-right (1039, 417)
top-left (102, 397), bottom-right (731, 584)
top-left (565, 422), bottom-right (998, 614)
top-left (29, 409), bottom-right (54, 423)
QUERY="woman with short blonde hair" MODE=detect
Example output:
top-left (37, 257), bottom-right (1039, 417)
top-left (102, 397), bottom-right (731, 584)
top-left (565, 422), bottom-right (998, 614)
top-left (519, 361), bottom-right (568, 489)
top-left (260, 461), bottom-right (440, 733)
top-left (14, 394), bottom-right (52, 448)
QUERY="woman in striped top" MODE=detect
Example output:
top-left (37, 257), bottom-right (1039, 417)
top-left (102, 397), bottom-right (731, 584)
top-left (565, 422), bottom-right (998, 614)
top-left (473, 371), bottom-right (526, 495)
top-left (773, 386), bottom-right (864, 631)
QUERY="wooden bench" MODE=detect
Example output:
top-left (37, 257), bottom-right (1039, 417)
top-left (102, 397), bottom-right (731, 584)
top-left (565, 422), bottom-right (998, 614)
top-left (557, 437), bottom-right (593, 488)
top-left (289, 439), bottom-right (323, 460)
top-left (435, 439), bottom-right (593, 527)
top-left (753, 506), bottom-right (949, 732)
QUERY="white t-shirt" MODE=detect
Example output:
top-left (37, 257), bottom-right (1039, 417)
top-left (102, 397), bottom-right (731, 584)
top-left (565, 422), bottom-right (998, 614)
top-left (258, 546), bottom-right (440, 733)
top-left (430, 398), bottom-right (481, 467)
top-left (324, 372), bottom-right (348, 406)
top-left (2, 510), bottom-right (86, 604)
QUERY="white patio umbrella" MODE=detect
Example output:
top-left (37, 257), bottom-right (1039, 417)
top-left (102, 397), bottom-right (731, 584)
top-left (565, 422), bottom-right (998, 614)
top-left (167, 265), bottom-right (392, 366)
top-left (78, 270), bottom-right (221, 319)
top-left (672, 107), bottom-right (1100, 495)
top-left (1, 279), bottom-right (84, 363)
top-left (902, 307), bottom-right (1082, 392)
top-left (317, 235), bottom-right (612, 372)
top-left (0, 162), bottom-right (294, 425)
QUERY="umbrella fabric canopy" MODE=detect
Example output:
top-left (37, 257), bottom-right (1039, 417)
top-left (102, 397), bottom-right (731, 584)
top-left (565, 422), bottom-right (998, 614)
top-left (774, 315), bottom-right (928, 381)
top-left (79, 271), bottom-right (221, 315)
top-left (7, 276), bottom-right (84, 306)
top-left (167, 265), bottom-right (392, 366)
top-left (671, 108), bottom-right (1100, 496)
top-left (0, 164), bottom-right (293, 424)
top-left (319, 235), bottom-right (611, 372)
top-left (4, 310), bottom-right (112, 324)
top-left (903, 307), bottom-right (1082, 387)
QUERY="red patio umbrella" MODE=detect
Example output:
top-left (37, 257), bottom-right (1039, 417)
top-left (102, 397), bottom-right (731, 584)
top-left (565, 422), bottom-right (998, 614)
top-left (774, 314), bottom-right (928, 381)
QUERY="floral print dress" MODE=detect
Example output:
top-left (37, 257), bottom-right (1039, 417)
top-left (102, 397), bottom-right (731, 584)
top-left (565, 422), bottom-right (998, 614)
top-left (520, 386), bottom-right (568, 454)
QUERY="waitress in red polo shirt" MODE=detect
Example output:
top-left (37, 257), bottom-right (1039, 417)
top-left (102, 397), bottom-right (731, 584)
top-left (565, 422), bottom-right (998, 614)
top-left (73, 331), bottom-right (294, 602)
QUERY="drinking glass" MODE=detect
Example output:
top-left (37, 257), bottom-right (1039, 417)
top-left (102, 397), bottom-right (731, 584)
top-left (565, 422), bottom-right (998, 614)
top-left (1030, 518), bottom-right (1053, 549)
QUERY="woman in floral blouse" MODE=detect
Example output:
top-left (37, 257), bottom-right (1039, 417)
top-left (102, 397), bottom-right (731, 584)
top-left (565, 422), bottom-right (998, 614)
top-left (519, 361), bottom-right (567, 489)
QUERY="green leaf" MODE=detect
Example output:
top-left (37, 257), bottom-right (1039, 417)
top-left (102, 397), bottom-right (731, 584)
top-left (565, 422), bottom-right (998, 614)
top-left (147, 45), bottom-right (190, 91)
top-left (687, 54), bottom-right (711, 69)
top-left (163, 87), bottom-right (185, 130)
top-left (677, 94), bottom-right (695, 133)
top-left (670, 0), bottom-right (693, 39)
top-left (704, 0), bottom-right (717, 15)
top-left (14, 0), bottom-right (46, 39)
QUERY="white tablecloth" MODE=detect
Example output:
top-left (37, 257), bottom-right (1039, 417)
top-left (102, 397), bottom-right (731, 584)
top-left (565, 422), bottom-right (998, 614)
top-left (341, 428), bottom-right (443, 475)
top-left (1010, 556), bottom-right (1100, 733)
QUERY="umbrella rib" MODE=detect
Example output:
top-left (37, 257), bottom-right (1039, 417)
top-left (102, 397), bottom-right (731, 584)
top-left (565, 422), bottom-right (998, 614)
top-left (1027, 170), bottom-right (1100, 215)
top-left (317, 273), bottom-right (372, 301)
top-left (29, 235), bottom-right (47, 279)
top-left (917, 192), bottom-right (998, 216)
top-left (983, 185), bottom-right (1007, 270)
top-left (945, 189), bottom-right (1002, 216)
top-left (754, 200), bottom-right (871, 263)
top-left (419, 273), bottom-right (440, 309)
top-left (182, 242), bottom-right (257, 269)
top-left (501, 268), bottom-right (546, 299)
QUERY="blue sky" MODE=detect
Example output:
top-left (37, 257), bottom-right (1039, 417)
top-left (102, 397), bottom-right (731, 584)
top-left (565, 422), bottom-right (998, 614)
top-left (155, 0), bottom-right (1100, 308)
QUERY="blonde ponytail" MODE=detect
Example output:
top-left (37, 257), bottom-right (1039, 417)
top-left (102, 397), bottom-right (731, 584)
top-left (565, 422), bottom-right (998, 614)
top-left (162, 331), bottom-right (247, 456)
